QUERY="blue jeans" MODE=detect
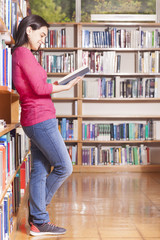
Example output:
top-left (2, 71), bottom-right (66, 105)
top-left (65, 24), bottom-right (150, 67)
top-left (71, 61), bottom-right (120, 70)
top-left (23, 118), bottom-right (73, 224)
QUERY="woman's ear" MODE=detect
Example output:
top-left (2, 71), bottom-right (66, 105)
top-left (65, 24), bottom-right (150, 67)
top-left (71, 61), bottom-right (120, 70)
top-left (26, 26), bottom-right (32, 36)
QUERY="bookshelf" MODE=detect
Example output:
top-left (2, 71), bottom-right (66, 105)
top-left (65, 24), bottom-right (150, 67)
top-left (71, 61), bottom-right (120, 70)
top-left (42, 21), bottom-right (160, 173)
top-left (0, 1), bottom-right (31, 239)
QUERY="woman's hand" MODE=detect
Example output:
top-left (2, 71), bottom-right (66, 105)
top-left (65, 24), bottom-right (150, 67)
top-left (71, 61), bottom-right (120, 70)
top-left (66, 76), bottom-right (83, 90)
top-left (52, 76), bottom-right (83, 93)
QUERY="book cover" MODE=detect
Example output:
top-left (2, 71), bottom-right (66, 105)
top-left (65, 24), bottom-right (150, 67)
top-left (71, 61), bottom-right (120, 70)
top-left (57, 66), bottom-right (89, 85)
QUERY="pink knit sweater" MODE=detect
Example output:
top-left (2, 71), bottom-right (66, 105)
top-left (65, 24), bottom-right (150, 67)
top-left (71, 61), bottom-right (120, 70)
top-left (12, 47), bottom-right (56, 126)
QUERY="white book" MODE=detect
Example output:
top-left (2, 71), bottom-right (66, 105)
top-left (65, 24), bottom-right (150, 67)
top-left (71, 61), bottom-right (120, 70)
top-left (0, 37), bottom-right (2, 86)
top-left (73, 119), bottom-right (78, 140)
top-left (0, 151), bottom-right (3, 195)
top-left (58, 66), bottom-right (89, 85)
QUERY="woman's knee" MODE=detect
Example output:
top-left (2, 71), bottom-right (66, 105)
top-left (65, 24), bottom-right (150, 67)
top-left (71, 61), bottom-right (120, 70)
top-left (63, 162), bottom-right (73, 177)
top-left (55, 161), bottom-right (73, 177)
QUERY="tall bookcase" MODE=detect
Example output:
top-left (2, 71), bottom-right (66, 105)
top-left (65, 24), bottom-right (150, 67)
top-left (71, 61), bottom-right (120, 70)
top-left (39, 21), bottom-right (160, 173)
top-left (0, 1), bottom-right (30, 239)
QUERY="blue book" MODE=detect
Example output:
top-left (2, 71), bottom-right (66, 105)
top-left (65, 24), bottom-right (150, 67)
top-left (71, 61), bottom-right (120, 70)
top-left (113, 124), bottom-right (117, 140)
top-left (110, 147), bottom-right (114, 165)
top-left (61, 118), bottom-right (66, 140)
top-left (4, 196), bottom-right (9, 239)
top-left (84, 30), bottom-right (90, 48)
top-left (123, 123), bottom-right (126, 140)
top-left (101, 78), bottom-right (106, 98)
top-left (6, 48), bottom-right (8, 87)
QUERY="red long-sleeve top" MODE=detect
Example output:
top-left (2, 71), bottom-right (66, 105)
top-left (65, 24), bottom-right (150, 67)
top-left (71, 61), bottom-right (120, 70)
top-left (12, 47), bottom-right (56, 126)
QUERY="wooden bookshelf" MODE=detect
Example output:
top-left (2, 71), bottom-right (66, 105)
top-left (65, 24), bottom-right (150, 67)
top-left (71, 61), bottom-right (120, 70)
top-left (81, 115), bottom-right (160, 120)
top-left (41, 47), bottom-right (79, 51)
top-left (0, 150), bottom-right (30, 204)
top-left (0, 3), bottom-right (31, 239)
top-left (86, 73), bottom-right (160, 77)
top-left (73, 164), bottom-right (160, 173)
top-left (0, 123), bottom-right (20, 137)
top-left (81, 98), bottom-right (160, 103)
top-left (39, 21), bottom-right (160, 172)
top-left (82, 48), bottom-right (160, 52)
top-left (52, 97), bottom-right (78, 101)
top-left (0, 18), bottom-right (14, 44)
top-left (56, 115), bottom-right (79, 118)
top-left (81, 140), bottom-right (160, 144)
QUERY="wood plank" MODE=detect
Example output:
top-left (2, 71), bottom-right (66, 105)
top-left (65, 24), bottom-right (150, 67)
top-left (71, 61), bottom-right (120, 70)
top-left (0, 123), bottom-right (20, 137)
top-left (81, 98), bottom-right (160, 103)
top-left (81, 115), bottom-right (160, 120)
top-left (73, 164), bottom-right (160, 173)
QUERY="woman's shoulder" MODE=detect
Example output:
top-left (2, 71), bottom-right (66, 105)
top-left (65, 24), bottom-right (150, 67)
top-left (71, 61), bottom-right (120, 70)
top-left (13, 46), bottom-right (32, 55)
top-left (12, 47), bottom-right (35, 63)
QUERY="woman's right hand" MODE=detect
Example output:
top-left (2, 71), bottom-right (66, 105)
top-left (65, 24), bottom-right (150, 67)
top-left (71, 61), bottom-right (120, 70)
top-left (66, 76), bottom-right (83, 90)
top-left (52, 76), bottom-right (83, 93)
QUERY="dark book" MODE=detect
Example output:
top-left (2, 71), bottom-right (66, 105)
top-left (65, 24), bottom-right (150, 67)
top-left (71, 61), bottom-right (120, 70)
top-left (58, 66), bottom-right (89, 85)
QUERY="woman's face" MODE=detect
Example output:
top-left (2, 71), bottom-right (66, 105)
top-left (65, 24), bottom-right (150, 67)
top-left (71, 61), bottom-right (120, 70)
top-left (26, 26), bottom-right (48, 50)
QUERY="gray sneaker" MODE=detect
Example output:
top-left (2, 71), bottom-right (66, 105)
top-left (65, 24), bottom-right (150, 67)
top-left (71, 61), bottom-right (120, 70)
top-left (30, 222), bottom-right (66, 236)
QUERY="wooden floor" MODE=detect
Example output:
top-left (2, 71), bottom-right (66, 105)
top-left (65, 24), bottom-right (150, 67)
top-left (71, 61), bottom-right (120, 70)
top-left (13, 172), bottom-right (160, 240)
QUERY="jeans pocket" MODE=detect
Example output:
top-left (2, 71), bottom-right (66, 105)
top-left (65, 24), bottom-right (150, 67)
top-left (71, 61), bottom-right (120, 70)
top-left (22, 125), bottom-right (35, 139)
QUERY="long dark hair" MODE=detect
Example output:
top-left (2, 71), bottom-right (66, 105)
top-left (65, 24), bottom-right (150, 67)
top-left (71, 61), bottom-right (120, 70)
top-left (12, 14), bottom-right (49, 53)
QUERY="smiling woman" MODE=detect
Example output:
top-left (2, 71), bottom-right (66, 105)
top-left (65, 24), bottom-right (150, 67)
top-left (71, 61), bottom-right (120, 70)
top-left (12, 15), bottom-right (49, 52)
top-left (12, 14), bottom-right (83, 237)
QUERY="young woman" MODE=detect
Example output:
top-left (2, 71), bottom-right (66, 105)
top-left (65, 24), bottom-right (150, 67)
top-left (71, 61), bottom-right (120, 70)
top-left (12, 14), bottom-right (82, 236)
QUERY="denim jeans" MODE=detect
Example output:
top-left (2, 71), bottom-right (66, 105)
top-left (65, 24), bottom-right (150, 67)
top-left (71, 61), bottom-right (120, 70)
top-left (22, 118), bottom-right (73, 224)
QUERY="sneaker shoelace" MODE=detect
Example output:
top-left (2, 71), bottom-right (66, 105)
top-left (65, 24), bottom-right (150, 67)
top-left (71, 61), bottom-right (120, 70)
top-left (48, 222), bottom-right (57, 227)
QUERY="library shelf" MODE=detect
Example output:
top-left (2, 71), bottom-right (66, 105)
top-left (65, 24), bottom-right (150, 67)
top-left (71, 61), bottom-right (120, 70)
top-left (47, 72), bottom-right (70, 77)
top-left (49, 22), bottom-right (78, 26)
top-left (56, 115), bottom-right (79, 118)
top-left (0, 123), bottom-right (20, 137)
top-left (81, 98), bottom-right (160, 103)
top-left (0, 86), bottom-right (11, 94)
top-left (0, 18), bottom-right (14, 44)
top-left (40, 47), bottom-right (79, 51)
top-left (0, 17), bottom-right (7, 31)
top-left (52, 97), bottom-right (78, 102)
top-left (81, 115), bottom-right (160, 120)
top-left (86, 73), bottom-right (160, 77)
top-left (0, 150), bottom-right (30, 204)
top-left (39, 21), bottom-right (160, 173)
top-left (81, 140), bottom-right (160, 144)
top-left (65, 140), bottom-right (79, 143)
top-left (0, 87), bottom-right (19, 96)
top-left (80, 22), bottom-right (160, 27)
top-left (82, 48), bottom-right (160, 52)
top-left (73, 164), bottom-right (160, 173)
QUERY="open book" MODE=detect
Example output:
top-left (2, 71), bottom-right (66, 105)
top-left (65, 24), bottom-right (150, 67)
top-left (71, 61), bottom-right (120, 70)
top-left (58, 66), bottom-right (89, 85)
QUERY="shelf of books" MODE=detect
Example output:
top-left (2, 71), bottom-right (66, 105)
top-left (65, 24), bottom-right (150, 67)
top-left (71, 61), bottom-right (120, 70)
top-left (38, 21), bottom-right (160, 173)
top-left (0, 1), bottom-right (30, 239)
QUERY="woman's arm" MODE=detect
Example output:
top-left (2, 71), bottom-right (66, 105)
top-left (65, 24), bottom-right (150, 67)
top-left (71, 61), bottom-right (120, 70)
top-left (52, 76), bottom-right (83, 93)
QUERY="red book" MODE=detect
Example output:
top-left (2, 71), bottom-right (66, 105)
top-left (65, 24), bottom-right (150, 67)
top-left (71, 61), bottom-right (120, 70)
top-left (0, 145), bottom-right (6, 191)
top-left (146, 147), bottom-right (150, 164)
top-left (20, 161), bottom-right (26, 194)
top-left (68, 146), bottom-right (72, 161)
top-left (50, 30), bottom-right (53, 48)
top-left (7, 142), bottom-right (10, 176)
top-left (61, 28), bottom-right (66, 48)
top-left (90, 52), bottom-right (95, 73)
